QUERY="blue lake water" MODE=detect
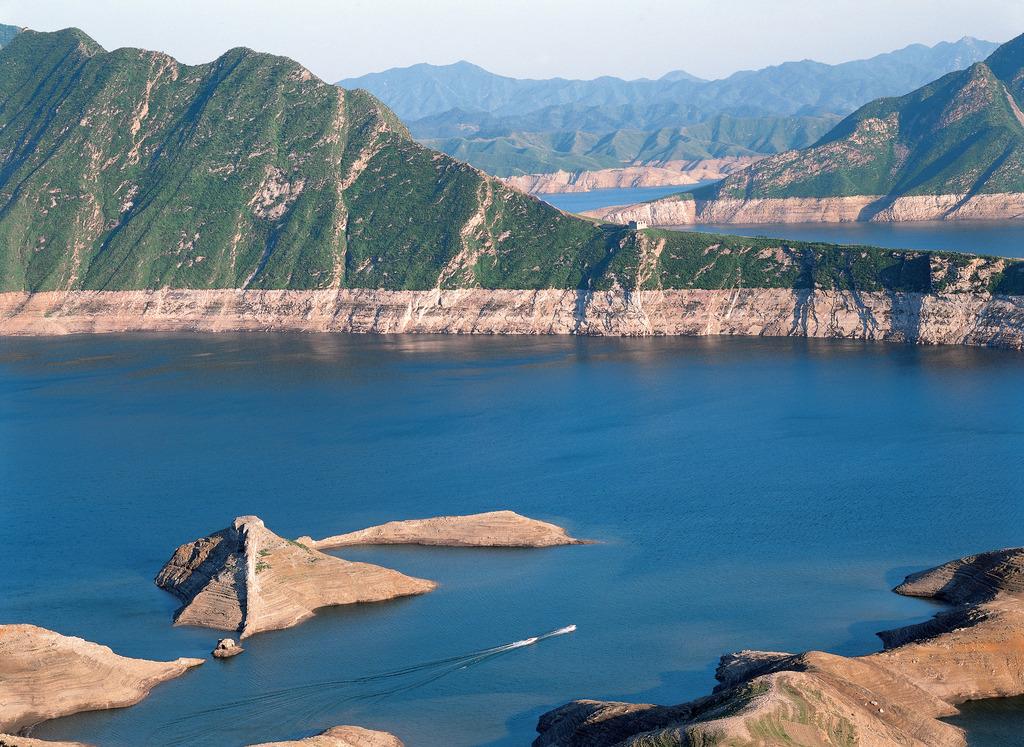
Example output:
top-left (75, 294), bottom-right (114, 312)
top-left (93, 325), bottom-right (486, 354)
top-left (1, 334), bottom-right (1022, 746)
top-left (672, 221), bottom-right (1024, 258)
top-left (539, 184), bottom-right (703, 213)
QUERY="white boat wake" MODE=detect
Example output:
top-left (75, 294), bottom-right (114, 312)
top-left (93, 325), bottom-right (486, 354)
top-left (503, 624), bottom-right (577, 650)
top-left (162, 624), bottom-right (577, 744)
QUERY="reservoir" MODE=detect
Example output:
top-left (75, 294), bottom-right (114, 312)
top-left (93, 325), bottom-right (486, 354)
top-left (2, 334), bottom-right (1021, 745)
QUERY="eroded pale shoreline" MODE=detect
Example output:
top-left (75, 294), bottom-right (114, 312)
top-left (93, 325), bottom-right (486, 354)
top-left (303, 510), bottom-right (586, 549)
top-left (588, 193), bottom-right (1024, 225)
top-left (0, 625), bottom-right (203, 737)
top-left (2, 289), bottom-right (1022, 349)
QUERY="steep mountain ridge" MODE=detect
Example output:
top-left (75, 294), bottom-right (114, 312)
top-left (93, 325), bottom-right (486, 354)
top-left (709, 44), bottom-right (1024, 200)
top-left (0, 28), bottom-right (612, 293)
top-left (0, 29), bottom-right (1022, 349)
top-left (595, 32), bottom-right (1024, 225)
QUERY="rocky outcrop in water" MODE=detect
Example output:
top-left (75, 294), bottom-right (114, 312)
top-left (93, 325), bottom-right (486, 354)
top-left (155, 515), bottom-right (436, 639)
top-left (535, 546), bottom-right (1024, 747)
top-left (212, 638), bottom-right (244, 658)
top-left (0, 624), bottom-right (202, 736)
top-left (2, 288), bottom-right (1022, 350)
top-left (303, 511), bottom-right (585, 549)
top-left (247, 726), bottom-right (403, 747)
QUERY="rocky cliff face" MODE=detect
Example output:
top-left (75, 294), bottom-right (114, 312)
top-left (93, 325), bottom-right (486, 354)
top-left (0, 625), bottom-right (202, 735)
top-left (2, 287), bottom-right (1022, 349)
top-left (590, 192), bottom-right (1024, 225)
top-left (535, 546), bottom-right (1024, 747)
top-left (503, 158), bottom-right (758, 195)
top-left (155, 515), bottom-right (436, 638)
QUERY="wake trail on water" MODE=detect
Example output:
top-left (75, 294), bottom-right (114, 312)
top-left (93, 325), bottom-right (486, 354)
top-left (160, 625), bottom-right (576, 746)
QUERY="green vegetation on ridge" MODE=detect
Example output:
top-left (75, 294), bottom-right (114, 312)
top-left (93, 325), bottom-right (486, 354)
top-left (0, 28), bottom-right (1019, 299)
top-left (416, 114), bottom-right (840, 177)
top-left (700, 33), bottom-right (1024, 201)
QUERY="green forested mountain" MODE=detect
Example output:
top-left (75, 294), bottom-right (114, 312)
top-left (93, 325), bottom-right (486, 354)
top-left (418, 114), bottom-right (840, 177)
top-left (0, 28), bottom-right (610, 292)
top-left (701, 33), bottom-right (1024, 201)
top-left (0, 28), bottom-right (1020, 298)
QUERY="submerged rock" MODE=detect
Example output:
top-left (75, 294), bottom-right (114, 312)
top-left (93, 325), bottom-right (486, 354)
top-left (535, 546), bottom-right (1024, 747)
top-left (155, 515), bottom-right (436, 639)
top-left (0, 624), bottom-right (202, 735)
top-left (212, 638), bottom-right (244, 658)
top-left (303, 510), bottom-right (586, 549)
top-left (247, 725), bottom-right (403, 746)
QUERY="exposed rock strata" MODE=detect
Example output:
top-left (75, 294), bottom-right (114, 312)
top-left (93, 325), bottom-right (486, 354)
top-left (303, 511), bottom-right (584, 549)
top-left (0, 736), bottom-right (90, 747)
top-left (155, 516), bottom-right (435, 638)
top-left (2, 289), bottom-right (1022, 350)
top-left (588, 192), bottom-right (1024, 225)
top-left (0, 624), bottom-right (202, 735)
top-left (535, 546), bottom-right (1024, 747)
top-left (247, 725), bottom-right (403, 747)
top-left (503, 158), bottom-right (757, 195)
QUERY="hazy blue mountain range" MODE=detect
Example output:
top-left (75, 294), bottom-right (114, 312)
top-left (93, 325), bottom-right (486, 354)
top-left (0, 23), bottom-right (20, 48)
top-left (338, 38), bottom-right (998, 122)
top-left (339, 38), bottom-right (999, 176)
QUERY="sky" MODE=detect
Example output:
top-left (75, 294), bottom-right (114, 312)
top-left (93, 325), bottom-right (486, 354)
top-left (0, 0), bottom-right (1021, 82)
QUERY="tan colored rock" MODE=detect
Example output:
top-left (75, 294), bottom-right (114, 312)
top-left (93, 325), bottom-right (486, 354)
top-left (304, 510), bottom-right (585, 550)
top-left (155, 516), bottom-right (436, 639)
top-left (535, 546), bottom-right (1024, 747)
top-left (503, 157), bottom-right (758, 195)
top-left (212, 637), bottom-right (244, 658)
top-left (588, 191), bottom-right (1024, 225)
top-left (0, 624), bottom-right (202, 735)
top-left (0, 736), bottom-right (91, 747)
top-left (1, 288), bottom-right (1021, 350)
top-left (247, 725), bottom-right (403, 747)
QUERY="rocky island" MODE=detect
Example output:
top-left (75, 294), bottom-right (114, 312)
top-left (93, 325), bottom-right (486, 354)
top-left (0, 624), bottom-right (202, 738)
top-left (155, 515), bottom-right (436, 638)
top-left (0, 29), bottom-right (1020, 349)
top-left (535, 546), bottom-right (1024, 747)
top-left (302, 510), bottom-right (586, 549)
top-left (247, 725), bottom-right (403, 747)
